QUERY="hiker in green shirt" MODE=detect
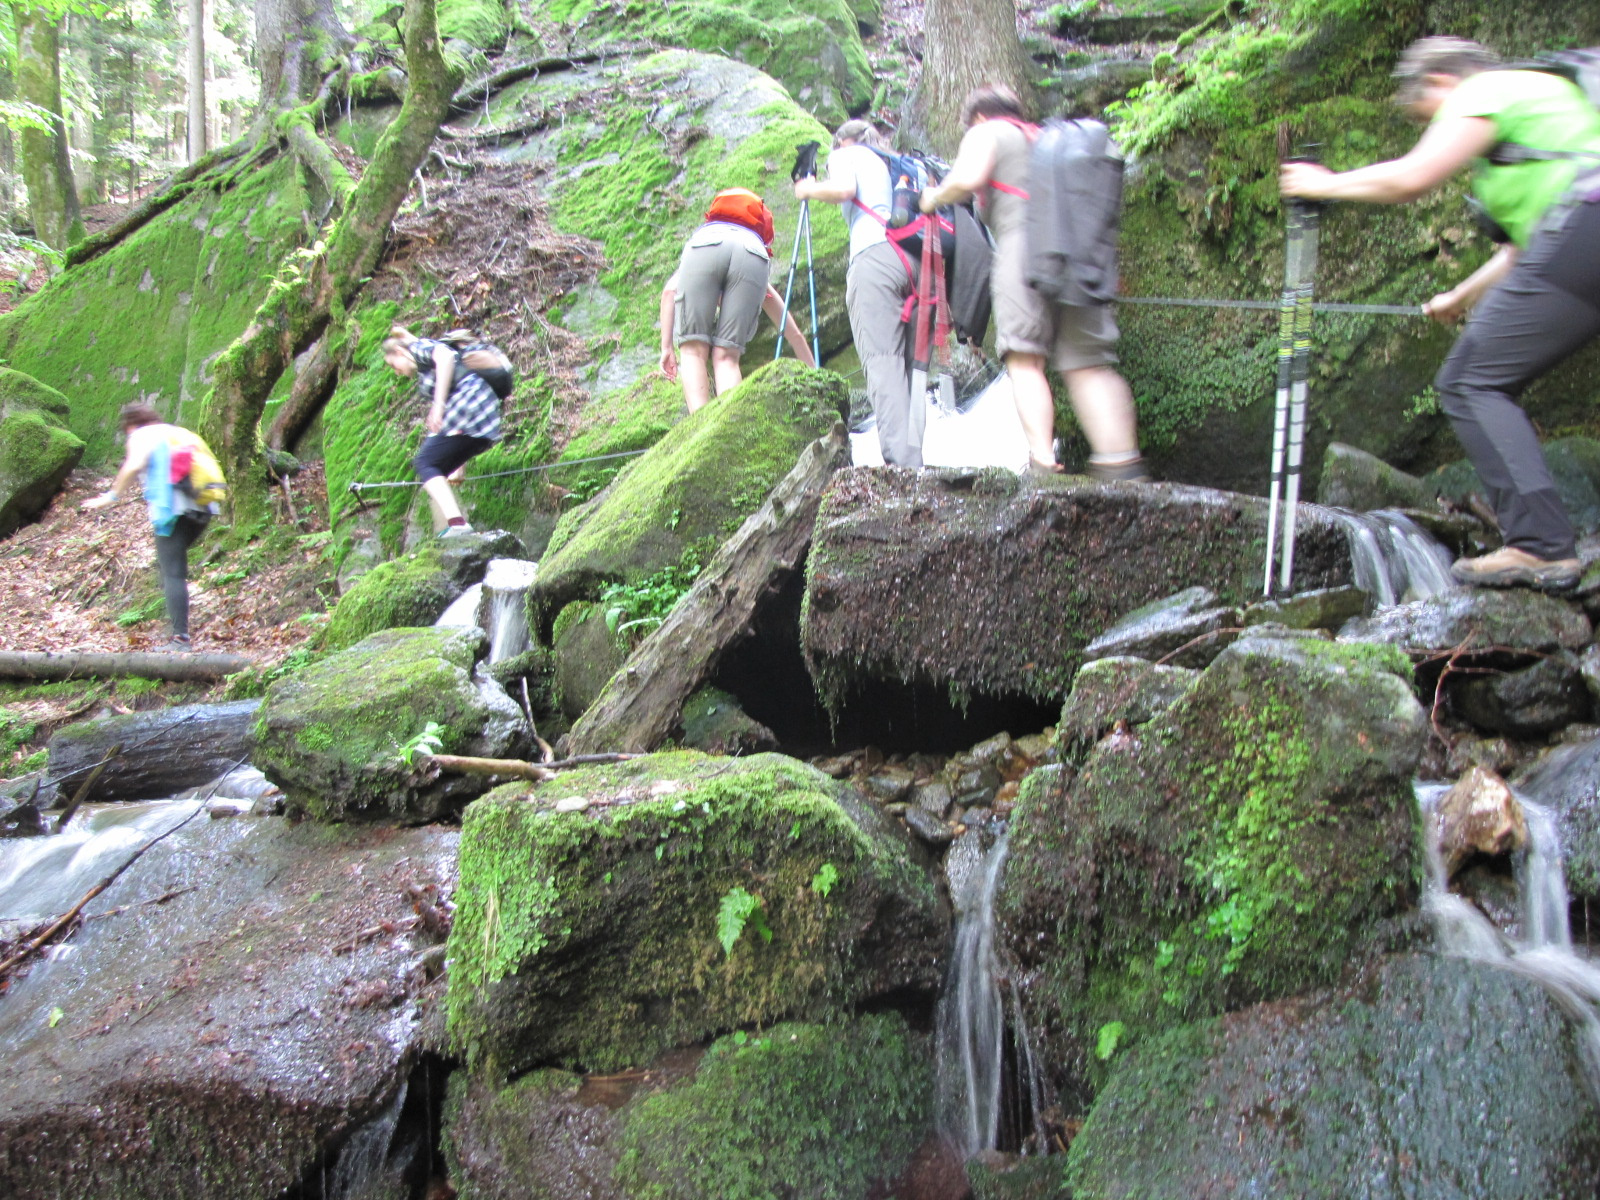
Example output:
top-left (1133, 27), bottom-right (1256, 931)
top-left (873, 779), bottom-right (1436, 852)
top-left (1282, 36), bottom-right (1600, 591)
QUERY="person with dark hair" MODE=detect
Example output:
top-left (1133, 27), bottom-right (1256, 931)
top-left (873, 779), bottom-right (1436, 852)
top-left (1282, 35), bottom-right (1600, 590)
top-left (794, 119), bottom-right (925, 467)
top-left (80, 402), bottom-right (223, 650)
top-left (383, 324), bottom-right (504, 534)
top-left (920, 84), bottom-right (1146, 479)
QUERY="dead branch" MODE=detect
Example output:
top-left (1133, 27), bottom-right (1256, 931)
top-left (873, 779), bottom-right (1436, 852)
top-left (426, 753), bottom-right (555, 781)
top-left (0, 651), bottom-right (253, 682)
top-left (54, 743), bottom-right (122, 833)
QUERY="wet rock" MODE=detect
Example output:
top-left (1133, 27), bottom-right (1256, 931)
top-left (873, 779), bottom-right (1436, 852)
top-left (1578, 643), bottom-right (1600, 704)
top-left (1429, 436), bottom-right (1600, 538)
top-left (1000, 636), bottom-right (1426, 1105)
top-left (1057, 655), bottom-right (1198, 762)
top-left (446, 752), bottom-right (947, 1077)
top-left (1453, 861), bottom-right (1525, 936)
top-left (1012, 731), bottom-right (1057, 765)
top-left (1242, 584), bottom-right (1367, 630)
top-left (1433, 767), bottom-right (1528, 877)
top-left (1056, 0), bottom-right (1213, 42)
top-left (1513, 734), bottom-right (1600, 904)
top-left (322, 529), bottom-right (526, 652)
top-left (946, 760), bottom-right (1001, 809)
top-left (46, 699), bottom-right (261, 804)
top-left (804, 471), bottom-right (1351, 705)
top-left (0, 798), bottom-right (47, 837)
top-left (1316, 441), bottom-right (1435, 512)
top-left (678, 687), bottom-right (778, 756)
top-left (902, 806), bottom-right (954, 849)
top-left (912, 778), bottom-right (954, 817)
top-left (1450, 649), bottom-right (1591, 736)
top-left (864, 766), bottom-right (916, 804)
top-left (534, 361), bottom-right (843, 631)
top-left (1082, 586), bottom-right (1240, 668)
top-left (0, 813), bottom-right (456, 1200)
top-left (1443, 733), bottom-right (1517, 778)
top-left (1065, 955), bottom-right (1600, 1199)
top-left (1051, 56), bottom-right (1153, 113)
top-left (551, 601), bottom-right (627, 722)
top-left (254, 626), bottom-right (530, 824)
top-left (1340, 588), bottom-right (1590, 656)
top-left (445, 1014), bottom-right (931, 1199)
top-left (0, 368), bottom-right (84, 537)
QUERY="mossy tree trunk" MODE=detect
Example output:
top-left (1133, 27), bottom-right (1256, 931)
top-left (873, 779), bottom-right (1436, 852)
top-left (255, 0), bottom-right (355, 112)
top-left (907, 0), bottom-right (1036, 156)
top-left (201, 0), bottom-right (459, 529)
top-left (13, 2), bottom-right (85, 252)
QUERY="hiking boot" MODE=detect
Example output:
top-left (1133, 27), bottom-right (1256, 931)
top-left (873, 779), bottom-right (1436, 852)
top-left (1023, 457), bottom-right (1064, 479)
top-left (1450, 546), bottom-right (1581, 591)
top-left (440, 522), bottom-right (475, 538)
top-left (1088, 456), bottom-right (1151, 483)
top-left (164, 634), bottom-right (194, 652)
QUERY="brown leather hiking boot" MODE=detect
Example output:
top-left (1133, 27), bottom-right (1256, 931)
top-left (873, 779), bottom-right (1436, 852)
top-left (1449, 546), bottom-right (1581, 591)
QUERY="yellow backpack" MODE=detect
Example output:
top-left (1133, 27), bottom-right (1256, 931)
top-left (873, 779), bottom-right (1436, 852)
top-left (169, 429), bottom-right (228, 507)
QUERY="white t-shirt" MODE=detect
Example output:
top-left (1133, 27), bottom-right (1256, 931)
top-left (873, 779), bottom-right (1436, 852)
top-left (126, 422), bottom-right (206, 515)
top-left (827, 144), bottom-right (892, 261)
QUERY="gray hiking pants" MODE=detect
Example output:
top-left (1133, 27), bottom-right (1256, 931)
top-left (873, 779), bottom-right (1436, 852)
top-left (1435, 200), bottom-right (1600, 561)
top-left (155, 513), bottom-right (208, 638)
top-left (846, 241), bottom-right (922, 468)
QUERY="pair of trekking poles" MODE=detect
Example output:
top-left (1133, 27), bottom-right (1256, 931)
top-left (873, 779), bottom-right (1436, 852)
top-left (775, 141), bottom-right (824, 367)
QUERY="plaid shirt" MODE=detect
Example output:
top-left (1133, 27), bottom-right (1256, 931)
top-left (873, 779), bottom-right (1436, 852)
top-left (410, 338), bottom-right (502, 442)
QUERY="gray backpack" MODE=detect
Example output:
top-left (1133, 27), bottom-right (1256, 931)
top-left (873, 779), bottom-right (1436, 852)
top-left (1023, 119), bottom-right (1125, 307)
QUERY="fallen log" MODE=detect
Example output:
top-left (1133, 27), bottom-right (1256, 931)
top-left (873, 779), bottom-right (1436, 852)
top-left (426, 753), bottom-right (554, 782)
top-left (0, 650), bottom-right (252, 682)
top-left (47, 700), bottom-right (261, 803)
top-left (564, 424), bottom-right (849, 755)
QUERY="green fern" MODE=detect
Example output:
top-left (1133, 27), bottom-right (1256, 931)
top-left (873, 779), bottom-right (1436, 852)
top-left (716, 886), bottom-right (772, 957)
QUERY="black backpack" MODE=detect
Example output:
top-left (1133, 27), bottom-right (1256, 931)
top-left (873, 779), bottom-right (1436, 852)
top-left (442, 333), bottom-right (515, 400)
top-left (1022, 118), bottom-right (1125, 307)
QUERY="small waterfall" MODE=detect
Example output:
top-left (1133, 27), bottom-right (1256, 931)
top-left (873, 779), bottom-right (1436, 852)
top-left (1334, 509), bottom-right (1456, 608)
top-left (481, 558), bottom-right (537, 664)
top-left (435, 583), bottom-right (483, 628)
top-left (935, 828), bottom-right (1044, 1159)
top-left (323, 1079), bottom-right (411, 1200)
top-left (1417, 782), bottom-right (1600, 1094)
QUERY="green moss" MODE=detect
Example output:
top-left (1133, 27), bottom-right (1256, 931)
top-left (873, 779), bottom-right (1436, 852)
top-left (0, 407), bottom-right (85, 531)
top-left (614, 1015), bottom-right (931, 1199)
top-left (445, 750), bottom-right (943, 1076)
top-left (0, 366), bottom-right (70, 415)
top-left (549, 374), bottom-right (685, 503)
top-left (438, 0), bottom-right (509, 48)
top-left (322, 543), bottom-right (458, 651)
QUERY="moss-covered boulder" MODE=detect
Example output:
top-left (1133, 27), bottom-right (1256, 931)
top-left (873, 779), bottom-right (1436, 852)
top-left (1066, 954), bottom-right (1600, 1199)
top-left (1316, 441), bottom-right (1435, 512)
top-left (446, 751), bottom-right (946, 1076)
top-left (548, 375), bottom-right (687, 507)
top-left (999, 634), bottom-right (1426, 1106)
top-left (1427, 436), bottom-right (1600, 538)
top-left (254, 626), bottom-right (531, 823)
top-left (0, 369), bottom-right (84, 536)
top-left (1056, 656), bottom-right (1198, 763)
top-left (533, 360), bottom-right (844, 628)
top-left (551, 600), bottom-right (626, 720)
top-left (803, 470), bottom-right (1354, 706)
top-left (445, 1014), bottom-right (931, 1199)
top-left (321, 528), bottom-right (525, 652)
top-left (538, 0), bottom-right (873, 126)
top-left (1340, 589), bottom-right (1591, 658)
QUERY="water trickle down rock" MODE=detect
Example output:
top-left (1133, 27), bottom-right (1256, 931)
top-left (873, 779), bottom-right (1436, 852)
top-left (1432, 766), bottom-right (1529, 878)
top-left (479, 557), bottom-right (538, 664)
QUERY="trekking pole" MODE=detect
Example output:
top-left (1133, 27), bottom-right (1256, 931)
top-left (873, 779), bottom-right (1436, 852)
top-left (802, 198), bottom-right (821, 364)
top-left (778, 140), bottom-right (822, 362)
top-left (1278, 195), bottom-right (1320, 594)
top-left (1262, 222), bottom-right (1297, 596)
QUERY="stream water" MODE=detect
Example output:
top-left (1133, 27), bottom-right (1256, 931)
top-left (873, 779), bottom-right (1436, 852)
top-left (434, 557), bottom-right (538, 664)
top-left (1333, 509), bottom-right (1456, 607)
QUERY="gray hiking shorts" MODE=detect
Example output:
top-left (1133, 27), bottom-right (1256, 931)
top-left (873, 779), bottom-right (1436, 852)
top-left (673, 228), bottom-right (772, 352)
top-left (992, 230), bottom-right (1119, 371)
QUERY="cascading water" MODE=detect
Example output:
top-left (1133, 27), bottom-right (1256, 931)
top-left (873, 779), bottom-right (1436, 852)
top-left (935, 827), bottom-right (1044, 1159)
top-left (435, 583), bottom-right (483, 629)
top-left (1417, 781), bottom-right (1600, 1094)
top-left (322, 1078), bottom-right (412, 1200)
top-left (1333, 509), bottom-right (1456, 608)
top-left (432, 558), bottom-right (537, 664)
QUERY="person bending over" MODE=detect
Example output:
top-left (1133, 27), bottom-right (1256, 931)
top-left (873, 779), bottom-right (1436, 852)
top-left (383, 325), bottom-right (504, 534)
top-left (921, 85), bottom-right (1146, 480)
top-left (81, 402), bottom-right (222, 651)
top-left (659, 192), bottom-right (815, 412)
top-left (1283, 37), bottom-right (1600, 590)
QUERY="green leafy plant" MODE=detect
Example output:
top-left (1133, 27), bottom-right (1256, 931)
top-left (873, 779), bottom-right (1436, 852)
top-left (114, 596), bottom-right (166, 627)
top-left (811, 862), bottom-right (839, 897)
top-left (1095, 1020), bottom-right (1127, 1061)
top-left (396, 721), bottom-right (446, 767)
top-left (600, 549), bottom-right (703, 643)
top-left (716, 885), bottom-right (772, 957)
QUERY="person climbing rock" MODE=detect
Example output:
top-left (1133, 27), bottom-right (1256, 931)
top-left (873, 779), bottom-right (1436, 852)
top-left (1282, 36), bottom-right (1600, 591)
top-left (659, 188), bottom-right (815, 412)
top-left (80, 402), bottom-right (224, 651)
top-left (794, 120), bottom-right (925, 467)
top-left (920, 85), bottom-right (1146, 481)
top-left (383, 324), bottom-right (506, 535)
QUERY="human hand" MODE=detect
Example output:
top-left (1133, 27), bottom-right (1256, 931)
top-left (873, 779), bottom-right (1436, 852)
top-left (1423, 289), bottom-right (1468, 325)
top-left (1279, 162), bottom-right (1334, 199)
top-left (918, 186), bottom-right (941, 214)
top-left (80, 492), bottom-right (115, 511)
top-left (426, 406), bottom-right (444, 435)
top-left (659, 347), bottom-right (678, 380)
top-left (793, 178), bottom-right (817, 202)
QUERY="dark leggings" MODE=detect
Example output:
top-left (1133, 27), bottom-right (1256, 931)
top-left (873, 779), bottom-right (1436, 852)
top-left (154, 513), bottom-right (209, 638)
top-left (414, 434), bottom-right (494, 483)
top-left (1435, 200), bottom-right (1600, 560)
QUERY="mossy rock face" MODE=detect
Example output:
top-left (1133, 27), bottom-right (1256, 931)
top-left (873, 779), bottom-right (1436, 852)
top-left (533, 360), bottom-right (843, 628)
top-left (1066, 954), bottom-right (1600, 1199)
top-left (0, 157), bottom-right (309, 466)
top-left (539, 0), bottom-right (872, 126)
top-left (1056, 655), bottom-right (1198, 763)
top-left (445, 751), bottom-right (947, 1076)
top-left (999, 633), bottom-right (1427, 1107)
top-left (0, 379), bottom-right (84, 536)
top-left (322, 529), bottom-right (526, 652)
top-left (551, 600), bottom-right (626, 721)
top-left (445, 1014), bottom-right (931, 1199)
top-left (254, 626), bottom-right (531, 823)
top-left (1315, 441), bottom-right (1434, 512)
top-left (679, 686), bottom-right (777, 755)
top-left (1426, 437), bottom-right (1600, 538)
top-left (1513, 734), bottom-right (1600, 906)
top-left (1341, 589), bottom-right (1591, 658)
top-left (549, 375), bottom-right (686, 507)
top-left (803, 470), bottom-right (1354, 707)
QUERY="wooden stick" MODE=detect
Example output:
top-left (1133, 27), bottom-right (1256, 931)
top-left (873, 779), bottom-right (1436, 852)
top-left (54, 742), bottom-right (122, 833)
top-left (426, 753), bottom-right (555, 781)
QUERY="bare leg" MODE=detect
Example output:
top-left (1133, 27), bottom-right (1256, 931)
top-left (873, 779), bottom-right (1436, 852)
top-left (711, 345), bottom-right (743, 396)
top-left (679, 341), bottom-right (712, 412)
top-left (422, 475), bottom-right (464, 523)
top-left (1063, 366), bottom-right (1139, 459)
top-left (1006, 351), bottom-right (1058, 467)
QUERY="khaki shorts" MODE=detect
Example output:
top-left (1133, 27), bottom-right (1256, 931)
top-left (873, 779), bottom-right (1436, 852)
top-left (992, 230), bottom-right (1119, 371)
top-left (674, 229), bottom-right (772, 351)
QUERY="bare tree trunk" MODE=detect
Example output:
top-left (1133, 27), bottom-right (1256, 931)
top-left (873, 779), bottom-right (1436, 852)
top-left (908, 0), bottom-right (1036, 156)
top-left (13, 2), bottom-right (84, 251)
top-left (203, 0), bottom-right (459, 528)
top-left (187, 0), bottom-right (207, 162)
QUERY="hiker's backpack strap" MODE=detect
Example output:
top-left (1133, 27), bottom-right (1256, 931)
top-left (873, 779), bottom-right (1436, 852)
top-left (990, 180), bottom-right (1030, 200)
